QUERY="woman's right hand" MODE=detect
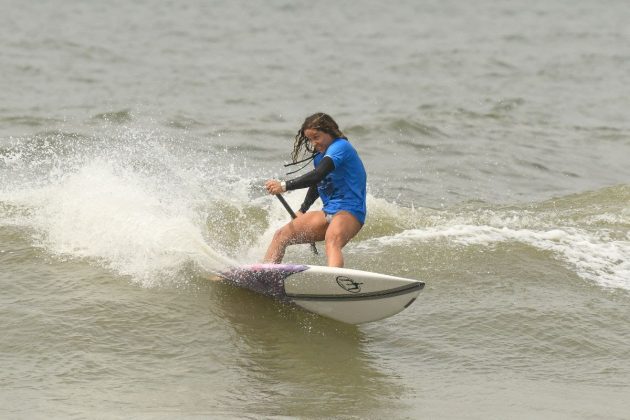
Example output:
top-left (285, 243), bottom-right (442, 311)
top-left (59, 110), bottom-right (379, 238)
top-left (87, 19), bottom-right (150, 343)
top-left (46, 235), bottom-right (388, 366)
top-left (264, 179), bottom-right (284, 195)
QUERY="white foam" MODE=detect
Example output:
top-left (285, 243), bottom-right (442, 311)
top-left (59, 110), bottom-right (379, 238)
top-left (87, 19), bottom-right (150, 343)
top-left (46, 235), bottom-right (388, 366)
top-left (584, 212), bottom-right (630, 226)
top-left (6, 159), bottom-right (235, 285)
top-left (0, 124), bottom-right (244, 286)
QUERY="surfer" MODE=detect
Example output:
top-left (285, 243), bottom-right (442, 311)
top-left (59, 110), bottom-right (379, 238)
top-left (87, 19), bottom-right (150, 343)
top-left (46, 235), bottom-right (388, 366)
top-left (264, 113), bottom-right (367, 267)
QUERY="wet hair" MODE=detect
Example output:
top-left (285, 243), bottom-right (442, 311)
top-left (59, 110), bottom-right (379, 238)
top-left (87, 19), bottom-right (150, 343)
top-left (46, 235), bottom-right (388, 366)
top-left (291, 113), bottom-right (347, 163)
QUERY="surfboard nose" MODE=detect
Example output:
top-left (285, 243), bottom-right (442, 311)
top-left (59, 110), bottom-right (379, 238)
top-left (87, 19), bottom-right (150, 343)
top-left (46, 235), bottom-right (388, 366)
top-left (282, 266), bottom-right (424, 324)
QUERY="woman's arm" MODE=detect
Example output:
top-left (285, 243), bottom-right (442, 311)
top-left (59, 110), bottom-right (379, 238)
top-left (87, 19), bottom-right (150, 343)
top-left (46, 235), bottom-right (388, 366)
top-left (299, 185), bottom-right (320, 213)
top-left (264, 156), bottom-right (334, 196)
top-left (286, 156), bottom-right (334, 190)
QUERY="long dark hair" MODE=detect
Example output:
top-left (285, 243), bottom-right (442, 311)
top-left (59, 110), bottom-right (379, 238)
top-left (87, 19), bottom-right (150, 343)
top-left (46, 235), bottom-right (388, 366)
top-left (291, 113), bottom-right (347, 163)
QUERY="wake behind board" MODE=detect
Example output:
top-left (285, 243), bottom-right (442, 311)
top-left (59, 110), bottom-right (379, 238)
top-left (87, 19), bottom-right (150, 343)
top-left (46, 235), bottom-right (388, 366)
top-left (215, 264), bottom-right (424, 324)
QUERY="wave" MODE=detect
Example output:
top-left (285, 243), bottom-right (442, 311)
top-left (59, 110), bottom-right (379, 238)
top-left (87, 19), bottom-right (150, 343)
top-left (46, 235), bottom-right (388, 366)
top-left (343, 117), bottom-right (447, 140)
top-left (354, 187), bottom-right (630, 291)
top-left (1, 122), bottom-right (628, 291)
top-left (90, 109), bottom-right (134, 124)
top-left (356, 224), bottom-right (629, 290)
top-left (0, 115), bottom-right (63, 128)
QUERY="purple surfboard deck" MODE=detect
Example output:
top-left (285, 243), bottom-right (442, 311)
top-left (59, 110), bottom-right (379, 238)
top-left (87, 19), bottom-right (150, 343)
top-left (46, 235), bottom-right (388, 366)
top-left (219, 264), bottom-right (308, 300)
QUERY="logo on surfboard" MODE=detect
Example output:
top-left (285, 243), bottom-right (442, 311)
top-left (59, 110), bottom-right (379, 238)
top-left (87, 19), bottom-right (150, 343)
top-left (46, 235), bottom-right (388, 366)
top-left (336, 276), bottom-right (362, 293)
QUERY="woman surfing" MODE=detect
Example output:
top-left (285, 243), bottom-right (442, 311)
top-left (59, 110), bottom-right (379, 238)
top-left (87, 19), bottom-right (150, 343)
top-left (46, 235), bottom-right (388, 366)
top-left (264, 113), bottom-right (367, 267)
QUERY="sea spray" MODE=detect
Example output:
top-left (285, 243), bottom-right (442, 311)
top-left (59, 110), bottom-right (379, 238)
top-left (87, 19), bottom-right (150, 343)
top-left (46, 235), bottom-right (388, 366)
top-left (0, 124), bottom-right (248, 285)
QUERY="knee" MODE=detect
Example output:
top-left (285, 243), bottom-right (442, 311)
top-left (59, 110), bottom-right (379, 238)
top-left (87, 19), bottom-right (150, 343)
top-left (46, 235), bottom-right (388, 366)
top-left (325, 232), bottom-right (345, 249)
top-left (272, 226), bottom-right (287, 242)
top-left (273, 225), bottom-right (294, 245)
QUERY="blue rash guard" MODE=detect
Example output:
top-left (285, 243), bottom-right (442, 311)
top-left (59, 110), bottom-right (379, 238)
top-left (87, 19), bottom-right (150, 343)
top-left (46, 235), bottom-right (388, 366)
top-left (313, 138), bottom-right (367, 224)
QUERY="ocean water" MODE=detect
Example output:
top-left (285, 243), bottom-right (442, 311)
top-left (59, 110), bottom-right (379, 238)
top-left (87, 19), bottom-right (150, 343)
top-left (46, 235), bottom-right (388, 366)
top-left (1, 0), bottom-right (629, 418)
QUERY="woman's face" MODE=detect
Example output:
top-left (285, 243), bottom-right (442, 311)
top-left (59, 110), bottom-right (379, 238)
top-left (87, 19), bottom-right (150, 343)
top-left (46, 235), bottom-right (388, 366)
top-left (304, 128), bottom-right (334, 153)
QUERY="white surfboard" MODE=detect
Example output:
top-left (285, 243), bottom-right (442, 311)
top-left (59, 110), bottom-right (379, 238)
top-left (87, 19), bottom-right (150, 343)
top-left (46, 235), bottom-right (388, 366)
top-left (216, 264), bottom-right (424, 324)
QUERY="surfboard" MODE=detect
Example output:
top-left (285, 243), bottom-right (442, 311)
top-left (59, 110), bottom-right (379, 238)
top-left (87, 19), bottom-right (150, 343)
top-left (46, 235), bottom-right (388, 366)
top-left (215, 264), bottom-right (424, 324)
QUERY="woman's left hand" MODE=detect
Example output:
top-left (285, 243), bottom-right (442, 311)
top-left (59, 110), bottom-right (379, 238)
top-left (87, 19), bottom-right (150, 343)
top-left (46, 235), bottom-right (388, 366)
top-left (265, 179), bottom-right (283, 195)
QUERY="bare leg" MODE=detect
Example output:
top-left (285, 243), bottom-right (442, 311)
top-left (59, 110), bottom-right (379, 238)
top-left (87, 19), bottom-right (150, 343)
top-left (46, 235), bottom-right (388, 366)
top-left (263, 211), bottom-right (328, 264)
top-left (324, 211), bottom-right (363, 267)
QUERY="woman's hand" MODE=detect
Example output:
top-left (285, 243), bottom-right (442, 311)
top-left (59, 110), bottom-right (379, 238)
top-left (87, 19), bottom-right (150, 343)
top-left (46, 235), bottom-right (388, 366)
top-left (265, 179), bottom-right (284, 195)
